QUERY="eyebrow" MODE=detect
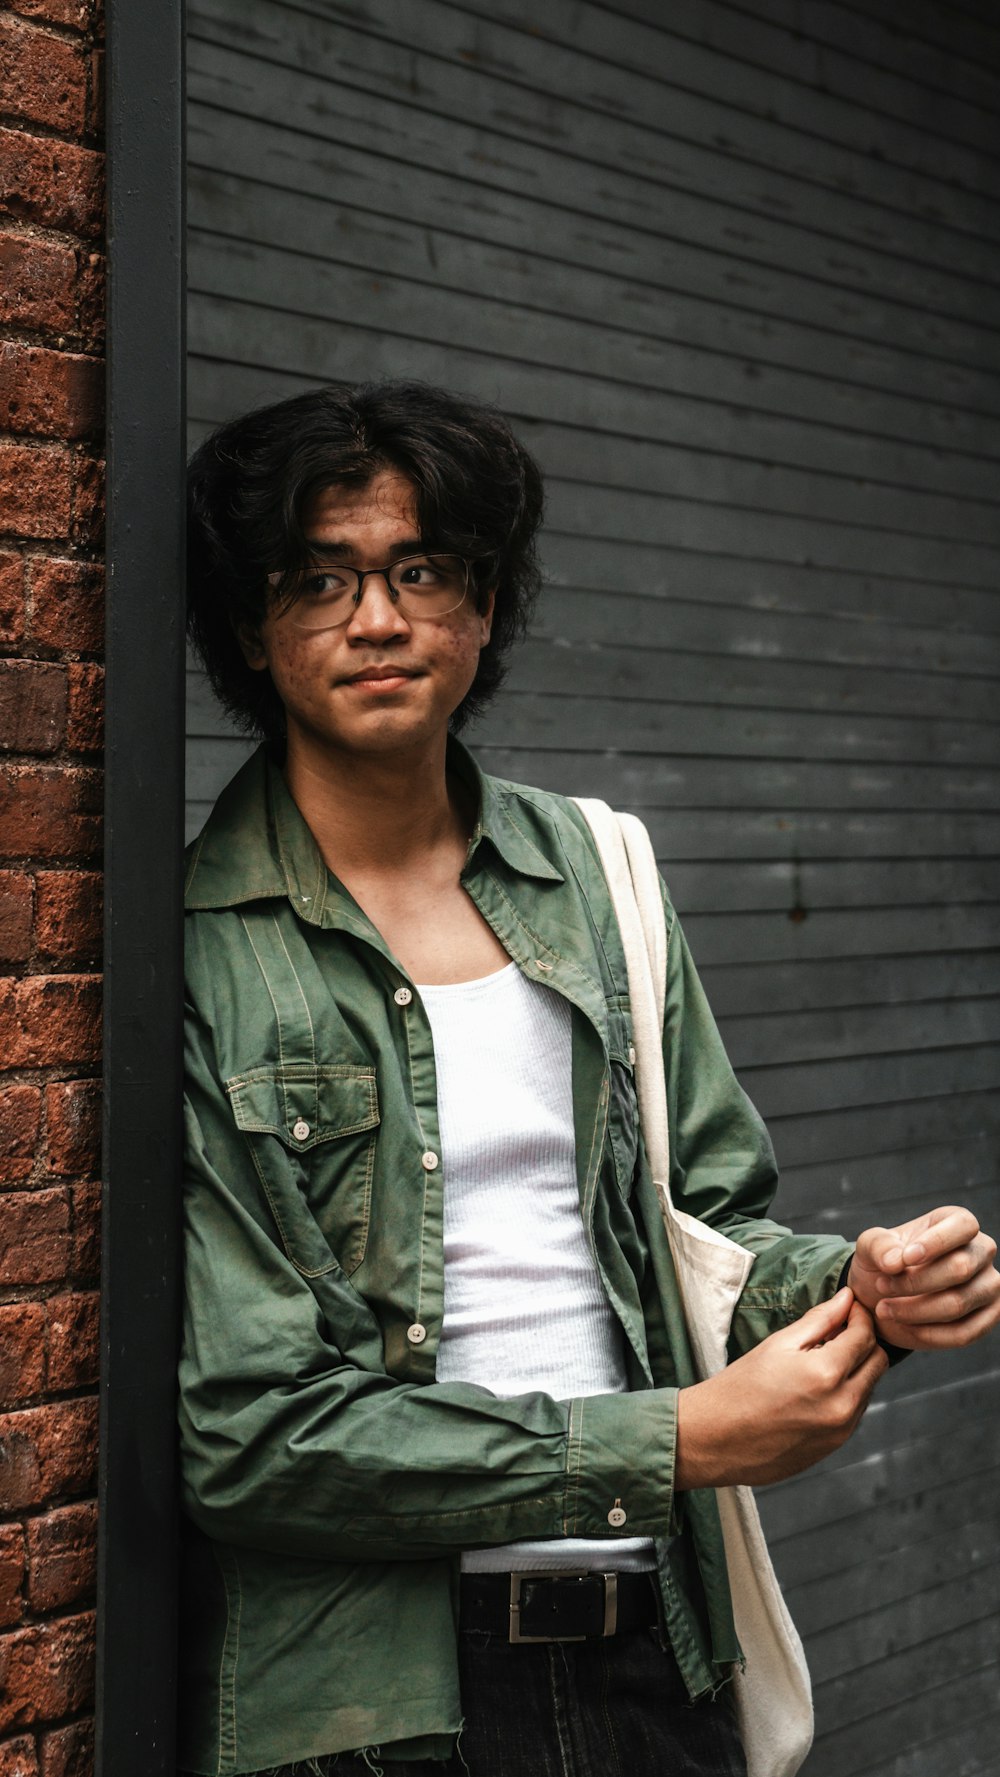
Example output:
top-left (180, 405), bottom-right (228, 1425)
top-left (302, 536), bottom-right (425, 560)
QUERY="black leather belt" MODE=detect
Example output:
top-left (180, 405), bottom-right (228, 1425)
top-left (460, 1570), bottom-right (658, 1643)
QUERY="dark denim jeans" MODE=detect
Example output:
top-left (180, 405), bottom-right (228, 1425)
top-left (225, 1617), bottom-right (747, 1777)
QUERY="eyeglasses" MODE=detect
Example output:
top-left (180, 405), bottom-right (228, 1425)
top-left (268, 553), bottom-right (472, 631)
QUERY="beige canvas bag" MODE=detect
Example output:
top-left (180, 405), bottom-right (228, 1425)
top-left (572, 797), bottom-right (814, 1777)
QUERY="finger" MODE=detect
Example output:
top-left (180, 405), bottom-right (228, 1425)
top-left (841, 1342), bottom-right (890, 1429)
top-left (871, 1296), bottom-right (1000, 1351)
top-left (876, 1265), bottom-right (1000, 1327)
top-left (821, 1299), bottom-right (879, 1379)
top-left (876, 1206), bottom-right (980, 1271)
top-left (791, 1287), bottom-right (855, 1350)
top-left (874, 1233), bottom-right (998, 1300)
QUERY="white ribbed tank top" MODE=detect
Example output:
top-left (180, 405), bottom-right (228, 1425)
top-left (418, 961), bottom-right (656, 1573)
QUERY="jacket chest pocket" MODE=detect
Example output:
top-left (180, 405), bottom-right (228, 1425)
top-left (225, 1063), bottom-right (379, 1278)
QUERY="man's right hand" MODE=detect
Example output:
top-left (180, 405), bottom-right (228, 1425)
top-left (674, 1287), bottom-right (889, 1490)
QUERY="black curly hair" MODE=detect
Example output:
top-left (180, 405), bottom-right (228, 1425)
top-left (186, 380), bottom-right (545, 746)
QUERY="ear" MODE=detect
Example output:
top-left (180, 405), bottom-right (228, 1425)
top-left (235, 621), bottom-right (269, 673)
top-left (478, 587), bottom-right (496, 647)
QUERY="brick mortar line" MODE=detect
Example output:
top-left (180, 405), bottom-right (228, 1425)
top-left (0, 1507), bottom-right (97, 1528)
top-left (0, 964), bottom-right (102, 979)
top-left (0, 1258), bottom-right (101, 1282)
top-left (0, 1376), bottom-right (102, 1407)
top-left (0, 869), bottom-right (103, 880)
top-left (0, 1055), bottom-right (102, 1070)
top-left (0, 334), bottom-right (105, 358)
top-left (4, 541), bottom-right (104, 553)
top-left (0, 1198), bottom-right (100, 1215)
top-left (0, 652), bottom-right (105, 665)
top-left (0, 1195), bottom-right (100, 1210)
top-left (0, 1278), bottom-right (100, 1305)
top-left (0, 760), bottom-right (103, 777)
top-left (0, 216), bottom-right (105, 246)
top-left (0, 10), bottom-right (103, 45)
top-left (0, 110), bottom-right (103, 151)
top-left (0, 759), bottom-right (104, 772)
top-left (0, 433), bottom-right (102, 452)
top-left (0, 435), bottom-right (105, 450)
top-left (0, 1612), bottom-right (98, 1642)
top-left (0, 328), bottom-right (105, 354)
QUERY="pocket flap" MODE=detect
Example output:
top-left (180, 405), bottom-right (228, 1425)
top-left (225, 1063), bottom-right (379, 1149)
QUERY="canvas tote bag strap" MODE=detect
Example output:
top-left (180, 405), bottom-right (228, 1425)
top-left (571, 796), bottom-right (814, 1777)
top-left (571, 798), bottom-right (672, 1200)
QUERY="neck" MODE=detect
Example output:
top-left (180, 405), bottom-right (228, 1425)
top-left (282, 726), bottom-right (470, 877)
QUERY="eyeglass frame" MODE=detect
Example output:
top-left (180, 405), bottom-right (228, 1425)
top-left (266, 551), bottom-right (482, 631)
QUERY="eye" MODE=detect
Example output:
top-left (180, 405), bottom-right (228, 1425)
top-left (301, 566), bottom-right (354, 598)
top-left (396, 557), bottom-right (440, 586)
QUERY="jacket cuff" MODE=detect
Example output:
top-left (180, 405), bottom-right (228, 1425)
top-left (562, 1389), bottom-right (676, 1539)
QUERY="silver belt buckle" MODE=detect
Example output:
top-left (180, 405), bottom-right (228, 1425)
top-left (508, 1570), bottom-right (618, 1644)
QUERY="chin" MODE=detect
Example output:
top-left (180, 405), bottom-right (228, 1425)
top-left (294, 707), bottom-right (444, 759)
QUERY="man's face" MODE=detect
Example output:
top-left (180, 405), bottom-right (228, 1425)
top-left (239, 469), bottom-right (494, 763)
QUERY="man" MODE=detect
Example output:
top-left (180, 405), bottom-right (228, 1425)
top-left (180, 381), bottom-right (999, 1777)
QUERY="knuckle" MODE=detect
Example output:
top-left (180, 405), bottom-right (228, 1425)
top-left (811, 1354), bottom-right (836, 1392)
top-left (824, 1394), bottom-right (855, 1433)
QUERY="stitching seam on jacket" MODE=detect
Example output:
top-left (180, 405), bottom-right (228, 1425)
top-left (273, 914), bottom-right (318, 1072)
top-left (240, 915), bottom-right (289, 1121)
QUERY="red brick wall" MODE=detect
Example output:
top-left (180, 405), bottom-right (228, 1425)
top-left (0, 1), bottom-right (104, 1771)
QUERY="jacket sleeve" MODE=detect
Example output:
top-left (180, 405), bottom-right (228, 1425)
top-left (179, 986), bottom-right (677, 1563)
top-left (660, 890), bottom-right (854, 1359)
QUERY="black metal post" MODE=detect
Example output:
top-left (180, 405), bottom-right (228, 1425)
top-left (99, 1), bottom-right (186, 1770)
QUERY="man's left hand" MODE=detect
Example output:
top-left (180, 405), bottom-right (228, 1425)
top-left (848, 1207), bottom-right (1000, 1351)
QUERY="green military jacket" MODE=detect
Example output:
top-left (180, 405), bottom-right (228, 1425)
top-left (178, 739), bottom-right (852, 1777)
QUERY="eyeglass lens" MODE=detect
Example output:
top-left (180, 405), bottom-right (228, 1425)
top-left (290, 553), bottom-right (469, 629)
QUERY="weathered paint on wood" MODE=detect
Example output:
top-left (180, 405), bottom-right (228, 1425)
top-left (185, 2), bottom-right (1000, 1768)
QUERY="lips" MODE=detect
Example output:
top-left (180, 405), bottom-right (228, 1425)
top-left (341, 666), bottom-right (419, 689)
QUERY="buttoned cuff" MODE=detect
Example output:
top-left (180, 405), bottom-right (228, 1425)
top-left (562, 1389), bottom-right (677, 1540)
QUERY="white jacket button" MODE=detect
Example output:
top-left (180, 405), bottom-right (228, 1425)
top-left (407, 1323), bottom-right (427, 1345)
top-left (292, 1119), bottom-right (310, 1141)
top-left (421, 1150), bottom-right (439, 1171)
top-left (394, 987), bottom-right (413, 1006)
top-left (607, 1500), bottom-right (627, 1528)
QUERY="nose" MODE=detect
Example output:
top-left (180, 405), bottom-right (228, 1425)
top-left (343, 570), bottom-right (411, 642)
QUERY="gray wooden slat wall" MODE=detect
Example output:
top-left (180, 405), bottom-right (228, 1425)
top-left (184, 3), bottom-right (1000, 1770)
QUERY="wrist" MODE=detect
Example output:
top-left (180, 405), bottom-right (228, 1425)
top-left (675, 1379), bottom-right (729, 1491)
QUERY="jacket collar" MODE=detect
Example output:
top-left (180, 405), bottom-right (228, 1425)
top-left (184, 737), bottom-right (562, 919)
